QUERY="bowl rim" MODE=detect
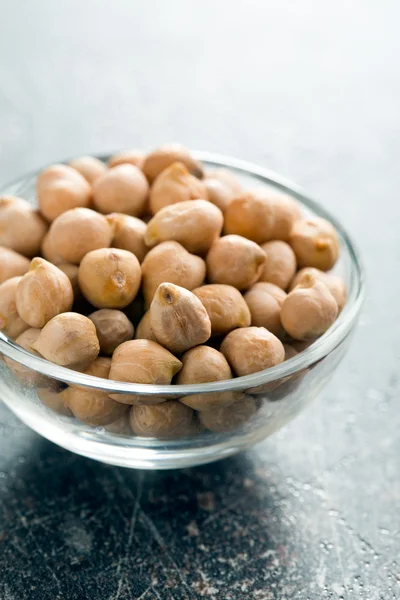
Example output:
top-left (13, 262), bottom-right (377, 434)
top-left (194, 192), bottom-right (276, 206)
top-left (0, 151), bottom-right (365, 396)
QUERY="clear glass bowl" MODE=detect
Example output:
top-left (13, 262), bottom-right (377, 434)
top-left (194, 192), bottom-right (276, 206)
top-left (0, 153), bottom-right (364, 469)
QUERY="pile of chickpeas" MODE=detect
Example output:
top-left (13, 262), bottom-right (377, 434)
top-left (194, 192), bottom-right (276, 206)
top-left (0, 145), bottom-right (346, 439)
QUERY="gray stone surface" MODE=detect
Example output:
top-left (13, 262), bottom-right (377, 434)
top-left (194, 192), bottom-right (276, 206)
top-left (0, 1), bottom-right (399, 598)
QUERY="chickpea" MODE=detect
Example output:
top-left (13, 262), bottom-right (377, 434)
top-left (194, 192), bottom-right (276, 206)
top-left (93, 164), bottom-right (149, 216)
top-left (148, 162), bottom-right (208, 215)
top-left (108, 149), bottom-right (145, 169)
top-left (57, 264), bottom-right (81, 299)
top-left (203, 179), bottom-right (234, 213)
top-left (0, 247), bottom-right (30, 284)
top-left (290, 267), bottom-right (347, 311)
top-left (193, 284), bottom-right (251, 335)
top-left (0, 277), bottom-right (29, 339)
top-left (109, 339), bottom-right (182, 405)
top-left (62, 358), bottom-right (128, 426)
top-left (150, 283), bottom-right (211, 354)
top-left (259, 240), bottom-right (297, 290)
top-left (78, 248), bottom-right (141, 309)
top-left (177, 346), bottom-right (237, 411)
top-left (135, 311), bottom-right (157, 342)
top-left (5, 328), bottom-right (48, 386)
top-left (41, 232), bottom-right (64, 265)
top-left (89, 309), bottom-right (134, 355)
top-left (145, 199), bottom-right (223, 255)
top-left (107, 213), bottom-right (148, 262)
top-left (206, 169), bottom-right (242, 195)
top-left (16, 258), bottom-right (74, 328)
top-left (141, 241), bottom-right (206, 308)
top-left (206, 235), bottom-right (266, 290)
top-left (224, 189), bottom-right (301, 243)
top-left (199, 395), bottom-right (256, 433)
top-left (244, 282), bottom-right (287, 338)
top-left (288, 217), bottom-right (339, 271)
top-left (37, 164), bottom-right (92, 222)
top-left (130, 401), bottom-right (193, 439)
top-left (31, 312), bottom-right (100, 369)
top-left (0, 195), bottom-right (48, 257)
top-left (37, 386), bottom-right (71, 416)
top-left (220, 326), bottom-right (285, 376)
top-left (280, 274), bottom-right (338, 340)
top-left (255, 281), bottom-right (287, 305)
top-left (69, 156), bottom-right (107, 184)
top-left (142, 144), bottom-right (203, 183)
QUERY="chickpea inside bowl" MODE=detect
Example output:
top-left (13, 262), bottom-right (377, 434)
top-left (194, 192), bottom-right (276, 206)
top-left (0, 151), bottom-right (364, 469)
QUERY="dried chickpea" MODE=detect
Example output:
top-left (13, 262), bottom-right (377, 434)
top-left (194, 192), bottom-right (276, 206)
top-left (259, 240), bottom-right (297, 289)
top-left (177, 346), bottom-right (237, 411)
top-left (62, 358), bottom-right (127, 426)
top-left (199, 395), bottom-right (256, 433)
top-left (135, 311), bottom-right (157, 342)
top-left (280, 274), bottom-right (338, 340)
top-left (37, 386), bottom-right (71, 416)
top-left (150, 283), bottom-right (211, 354)
top-left (220, 326), bottom-right (285, 376)
top-left (107, 213), bottom-right (148, 262)
top-left (16, 258), bottom-right (74, 328)
top-left (193, 284), bottom-right (251, 335)
top-left (206, 169), bottom-right (242, 195)
top-left (37, 164), bottom-right (92, 222)
top-left (142, 144), bottom-right (203, 183)
top-left (148, 162), bottom-right (207, 215)
top-left (224, 189), bottom-right (301, 243)
top-left (31, 312), bottom-right (100, 370)
top-left (78, 248), bottom-right (141, 309)
top-left (141, 241), bottom-right (206, 308)
top-left (69, 156), bottom-right (107, 184)
top-left (145, 199), bottom-right (223, 255)
top-left (0, 196), bottom-right (48, 257)
top-left (109, 339), bottom-right (182, 405)
top-left (5, 328), bottom-right (48, 386)
top-left (130, 401), bottom-right (193, 439)
top-left (203, 179), bottom-right (234, 213)
top-left (0, 247), bottom-right (30, 284)
top-left (244, 282), bottom-right (287, 338)
top-left (89, 309), bottom-right (134, 355)
top-left (289, 217), bottom-right (339, 271)
top-left (0, 277), bottom-right (29, 339)
top-left (108, 149), bottom-right (145, 169)
top-left (93, 164), bottom-right (149, 216)
top-left (206, 234), bottom-right (266, 290)
top-left (58, 264), bottom-right (81, 299)
top-left (41, 232), bottom-right (64, 265)
top-left (290, 267), bottom-right (347, 311)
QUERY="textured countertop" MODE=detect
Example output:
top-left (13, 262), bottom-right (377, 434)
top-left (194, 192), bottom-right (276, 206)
top-left (1, 2), bottom-right (399, 599)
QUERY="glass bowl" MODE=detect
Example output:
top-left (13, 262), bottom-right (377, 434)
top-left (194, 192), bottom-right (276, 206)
top-left (0, 152), bottom-right (364, 469)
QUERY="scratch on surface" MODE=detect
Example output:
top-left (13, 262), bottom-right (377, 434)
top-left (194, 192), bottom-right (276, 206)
top-left (201, 496), bottom-right (245, 526)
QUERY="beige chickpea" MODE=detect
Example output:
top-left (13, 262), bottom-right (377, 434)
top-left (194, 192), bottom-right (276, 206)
top-left (108, 149), bottom-right (145, 169)
top-left (93, 164), bottom-right (149, 216)
top-left (41, 232), bottom-right (64, 265)
top-left (47, 208), bottom-right (114, 265)
top-left (0, 196), bottom-right (48, 257)
top-left (31, 312), bottom-right (100, 369)
top-left (290, 267), bottom-right (347, 311)
top-left (89, 309), bottom-right (134, 355)
top-left (177, 346), bottom-right (237, 411)
top-left (0, 247), bottom-right (30, 284)
top-left (107, 213), bottom-right (148, 262)
top-left (69, 156), bottom-right (107, 184)
top-left (220, 326), bottom-right (285, 376)
top-left (135, 311), bottom-right (157, 342)
top-left (141, 241), bottom-right (206, 308)
top-left (37, 386), bottom-right (71, 416)
top-left (148, 162), bottom-right (208, 215)
top-left (150, 283), bottom-right (211, 354)
top-left (280, 274), bottom-right (339, 340)
top-left (289, 217), bottom-right (339, 271)
top-left (259, 240), bottom-right (297, 290)
top-left (0, 277), bottom-right (29, 339)
top-left (16, 258), bottom-right (74, 328)
top-left (142, 144), bottom-right (203, 183)
top-left (206, 169), bottom-right (242, 195)
top-left (206, 235), bottom-right (266, 290)
top-left (5, 328), bottom-right (48, 386)
top-left (145, 199), bottom-right (223, 255)
top-left (193, 284), bottom-right (251, 335)
top-left (108, 339), bottom-right (182, 405)
top-left (37, 164), bottom-right (92, 222)
top-left (57, 264), bottom-right (81, 299)
top-left (244, 282), bottom-right (287, 338)
top-left (62, 358), bottom-right (128, 426)
top-left (199, 395), bottom-right (256, 433)
top-left (224, 189), bottom-right (301, 244)
top-left (130, 401), bottom-right (194, 439)
top-left (78, 248), bottom-right (141, 309)
top-left (203, 179), bottom-right (234, 213)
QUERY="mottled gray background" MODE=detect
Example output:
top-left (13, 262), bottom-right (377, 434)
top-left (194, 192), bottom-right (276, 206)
top-left (0, 1), bottom-right (399, 599)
